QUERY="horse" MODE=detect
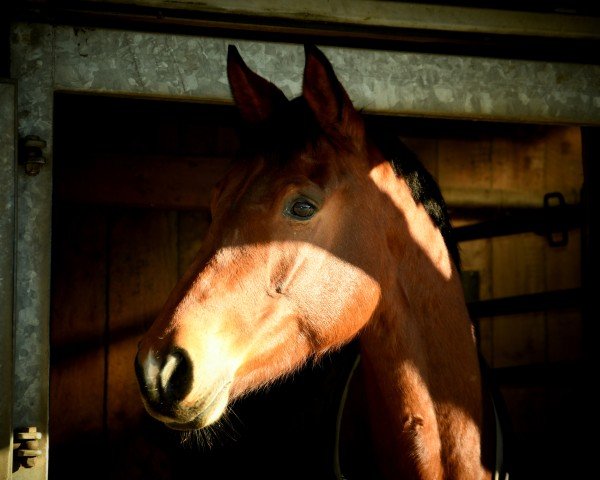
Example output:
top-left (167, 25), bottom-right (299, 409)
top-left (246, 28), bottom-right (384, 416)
top-left (135, 44), bottom-right (508, 479)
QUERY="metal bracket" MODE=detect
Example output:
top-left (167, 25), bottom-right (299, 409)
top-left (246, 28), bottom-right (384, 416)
top-left (13, 427), bottom-right (43, 469)
top-left (19, 135), bottom-right (47, 176)
top-left (454, 191), bottom-right (579, 248)
top-left (543, 192), bottom-right (569, 247)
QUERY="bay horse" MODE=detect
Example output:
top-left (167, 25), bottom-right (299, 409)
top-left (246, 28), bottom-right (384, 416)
top-left (136, 45), bottom-right (507, 479)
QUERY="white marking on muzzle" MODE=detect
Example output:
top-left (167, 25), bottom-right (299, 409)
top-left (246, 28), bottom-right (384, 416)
top-left (160, 353), bottom-right (178, 391)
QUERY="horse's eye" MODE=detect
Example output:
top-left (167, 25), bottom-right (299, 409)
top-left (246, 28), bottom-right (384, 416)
top-left (289, 199), bottom-right (317, 219)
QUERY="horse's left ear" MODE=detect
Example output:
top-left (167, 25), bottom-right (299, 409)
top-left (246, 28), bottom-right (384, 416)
top-left (302, 45), bottom-right (364, 141)
top-left (227, 45), bottom-right (288, 124)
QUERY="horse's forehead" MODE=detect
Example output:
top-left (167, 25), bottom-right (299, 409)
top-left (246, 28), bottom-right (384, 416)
top-left (215, 133), bottom-right (366, 225)
top-left (235, 149), bottom-right (333, 189)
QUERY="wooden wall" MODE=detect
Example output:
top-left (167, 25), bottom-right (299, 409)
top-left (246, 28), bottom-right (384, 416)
top-left (401, 124), bottom-right (583, 367)
top-left (50, 95), bottom-right (224, 478)
top-left (50, 94), bottom-right (584, 479)
top-left (401, 123), bottom-right (584, 478)
top-left (51, 95), bottom-right (352, 479)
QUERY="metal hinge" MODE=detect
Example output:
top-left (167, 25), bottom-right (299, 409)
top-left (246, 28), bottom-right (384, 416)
top-left (13, 427), bottom-right (43, 469)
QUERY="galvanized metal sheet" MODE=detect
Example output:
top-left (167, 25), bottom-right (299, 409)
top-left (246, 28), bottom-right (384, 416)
top-left (48, 25), bottom-right (600, 125)
top-left (10, 23), bottom-right (53, 480)
top-left (0, 80), bottom-right (16, 480)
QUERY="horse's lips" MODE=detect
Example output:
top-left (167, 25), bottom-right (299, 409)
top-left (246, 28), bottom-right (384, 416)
top-left (165, 418), bottom-right (203, 431)
top-left (165, 381), bottom-right (231, 431)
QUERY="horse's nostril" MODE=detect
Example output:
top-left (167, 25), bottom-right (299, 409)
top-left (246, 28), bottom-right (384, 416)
top-left (160, 349), bottom-right (193, 402)
top-left (135, 347), bottom-right (193, 409)
top-left (134, 351), bottom-right (151, 396)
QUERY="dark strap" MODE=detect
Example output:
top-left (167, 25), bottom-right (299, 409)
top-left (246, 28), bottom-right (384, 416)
top-left (492, 394), bottom-right (507, 480)
top-left (334, 354), bottom-right (361, 480)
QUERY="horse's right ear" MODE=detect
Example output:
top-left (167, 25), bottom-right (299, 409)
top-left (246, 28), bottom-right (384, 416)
top-left (227, 45), bottom-right (288, 124)
top-left (302, 45), bottom-right (364, 144)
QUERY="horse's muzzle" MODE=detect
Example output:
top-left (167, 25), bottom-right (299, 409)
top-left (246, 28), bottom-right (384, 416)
top-left (134, 347), bottom-right (193, 417)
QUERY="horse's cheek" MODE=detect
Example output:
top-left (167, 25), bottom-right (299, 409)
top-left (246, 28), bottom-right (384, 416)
top-left (294, 262), bottom-right (379, 346)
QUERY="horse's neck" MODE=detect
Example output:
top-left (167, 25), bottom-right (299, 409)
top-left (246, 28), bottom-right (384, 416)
top-left (357, 163), bottom-right (488, 479)
top-left (359, 272), bottom-right (483, 479)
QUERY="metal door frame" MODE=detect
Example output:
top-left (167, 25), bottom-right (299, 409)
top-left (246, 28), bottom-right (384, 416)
top-left (1, 79), bottom-right (17, 480)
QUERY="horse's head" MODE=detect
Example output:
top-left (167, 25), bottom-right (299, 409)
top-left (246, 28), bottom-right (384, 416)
top-left (135, 46), bottom-right (385, 430)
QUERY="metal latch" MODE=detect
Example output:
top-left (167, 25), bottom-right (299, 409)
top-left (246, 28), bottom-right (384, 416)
top-left (13, 427), bottom-right (43, 469)
top-left (19, 135), bottom-right (47, 176)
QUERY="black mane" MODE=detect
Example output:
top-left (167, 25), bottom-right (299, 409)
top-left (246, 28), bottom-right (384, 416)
top-left (367, 123), bottom-right (460, 270)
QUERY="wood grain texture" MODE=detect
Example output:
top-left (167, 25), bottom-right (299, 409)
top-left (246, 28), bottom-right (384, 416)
top-left (56, 154), bottom-right (231, 210)
top-left (107, 209), bottom-right (179, 479)
top-left (107, 210), bottom-right (178, 426)
top-left (49, 206), bottom-right (107, 477)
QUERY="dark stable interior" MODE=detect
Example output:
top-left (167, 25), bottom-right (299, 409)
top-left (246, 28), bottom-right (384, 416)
top-left (50, 93), bottom-right (588, 479)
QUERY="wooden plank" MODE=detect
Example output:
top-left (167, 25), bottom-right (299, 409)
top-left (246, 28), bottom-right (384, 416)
top-left (56, 153), bottom-right (231, 209)
top-left (543, 127), bottom-right (583, 363)
top-left (545, 229), bottom-right (581, 292)
top-left (215, 124), bottom-right (241, 158)
top-left (489, 129), bottom-right (547, 368)
top-left (440, 126), bottom-right (580, 209)
top-left (438, 137), bottom-right (492, 192)
top-left (581, 127), bottom-right (600, 364)
top-left (545, 228), bottom-right (583, 363)
top-left (108, 209), bottom-right (178, 423)
top-left (49, 206), bottom-right (107, 476)
top-left (181, 121), bottom-right (239, 157)
top-left (493, 135), bottom-right (545, 195)
top-left (544, 127), bottom-right (583, 205)
top-left (546, 309), bottom-right (583, 363)
top-left (107, 209), bottom-right (179, 479)
top-left (490, 234), bottom-right (547, 367)
top-left (400, 136), bottom-right (439, 181)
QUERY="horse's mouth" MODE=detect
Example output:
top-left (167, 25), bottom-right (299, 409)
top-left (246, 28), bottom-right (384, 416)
top-left (164, 381), bottom-right (231, 431)
top-left (165, 418), bottom-right (204, 431)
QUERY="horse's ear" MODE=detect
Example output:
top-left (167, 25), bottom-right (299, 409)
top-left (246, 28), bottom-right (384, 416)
top-left (302, 45), bottom-right (363, 139)
top-left (227, 45), bottom-right (288, 124)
